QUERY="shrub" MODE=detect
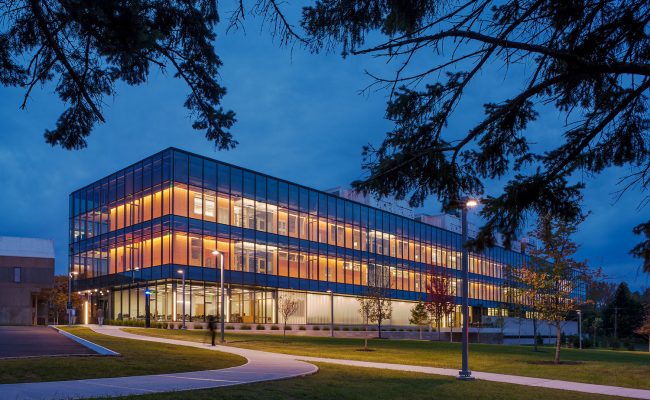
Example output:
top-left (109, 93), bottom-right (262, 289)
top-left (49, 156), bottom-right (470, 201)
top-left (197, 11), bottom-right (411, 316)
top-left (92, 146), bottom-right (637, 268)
top-left (398, 328), bottom-right (404, 332)
top-left (241, 324), bottom-right (252, 330)
top-left (352, 327), bottom-right (360, 331)
top-left (312, 326), bottom-right (321, 331)
top-left (323, 326), bottom-right (330, 331)
top-left (225, 325), bottom-right (235, 330)
top-left (611, 340), bottom-right (621, 350)
top-left (256, 324), bottom-right (266, 330)
top-left (285, 326), bottom-right (292, 330)
top-left (333, 326), bottom-right (340, 331)
top-left (299, 326), bottom-right (306, 330)
top-left (194, 324), bottom-right (203, 330)
top-left (342, 327), bottom-right (349, 331)
top-left (270, 325), bottom-right (280, 330)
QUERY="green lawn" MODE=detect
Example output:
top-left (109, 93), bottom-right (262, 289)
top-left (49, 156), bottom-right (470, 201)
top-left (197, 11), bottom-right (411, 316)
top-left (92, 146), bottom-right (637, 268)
top-left (110, 362), bottom-right (632, 400)
top-left (0, 327), bottom-right (245, 384)
top-left (123, 328), bottom-right (650, 389)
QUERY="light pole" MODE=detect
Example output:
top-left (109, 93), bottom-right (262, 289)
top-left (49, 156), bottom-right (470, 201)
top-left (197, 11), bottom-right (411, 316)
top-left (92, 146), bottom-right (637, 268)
top-left (144, 288), bottom-right (151, 328)
top-left (327, 289), bottom-right (334, 336)
top-left (458, 198), bottom-right (478, 381)
top-left (67, 271), bottom-right (78, 324)
top-left (577, 309), bottom-right (582, 349)
top-left (177, 269), bottom-right (186, 329)
top-left (212, 250), bottom-right (226, 343)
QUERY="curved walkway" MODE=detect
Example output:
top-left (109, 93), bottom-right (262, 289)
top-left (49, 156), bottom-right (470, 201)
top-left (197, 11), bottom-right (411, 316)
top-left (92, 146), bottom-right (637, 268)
top-left (1, 325), bottom-right (317, 400)
top-left (2, 326), bottom-right (650, 400)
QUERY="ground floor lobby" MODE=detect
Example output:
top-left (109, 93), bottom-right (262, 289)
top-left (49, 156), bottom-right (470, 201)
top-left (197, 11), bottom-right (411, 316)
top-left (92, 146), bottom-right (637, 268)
top-left (80, 280), bottom-right (490, 328)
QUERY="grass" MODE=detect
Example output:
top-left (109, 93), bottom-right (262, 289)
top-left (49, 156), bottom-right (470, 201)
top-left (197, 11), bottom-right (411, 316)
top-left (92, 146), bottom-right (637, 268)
top-left (123, 328), bottom-right (650, 390)
top-left (0, 327), bottom-right (245, 384)
top-left (109, 362), bottom-right (632, 400)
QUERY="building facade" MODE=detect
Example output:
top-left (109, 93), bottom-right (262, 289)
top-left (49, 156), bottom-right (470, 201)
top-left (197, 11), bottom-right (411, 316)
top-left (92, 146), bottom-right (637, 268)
top-left (69, 148), bottom-right (578, 326)
top-left (0, 236), bottom-right (55, 325)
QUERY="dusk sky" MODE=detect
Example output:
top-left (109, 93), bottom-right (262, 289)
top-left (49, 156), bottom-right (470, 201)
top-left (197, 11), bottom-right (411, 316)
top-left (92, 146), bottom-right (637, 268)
top-left (0, 5), bottom-right (647, 291)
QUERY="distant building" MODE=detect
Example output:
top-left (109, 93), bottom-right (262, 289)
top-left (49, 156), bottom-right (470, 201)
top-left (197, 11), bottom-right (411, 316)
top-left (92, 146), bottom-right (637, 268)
top-left (0, 236), bottom-right (55, 325)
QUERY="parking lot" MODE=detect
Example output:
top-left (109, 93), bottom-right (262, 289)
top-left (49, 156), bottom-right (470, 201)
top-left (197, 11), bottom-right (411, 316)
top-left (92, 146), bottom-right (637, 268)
top-left (0, 326), bottom-right (96, 358)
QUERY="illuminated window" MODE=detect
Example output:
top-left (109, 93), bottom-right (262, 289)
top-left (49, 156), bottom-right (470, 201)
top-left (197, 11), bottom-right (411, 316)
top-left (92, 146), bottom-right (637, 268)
top-left (193, 194), bottom-right (202, 215)
top-left (204, 195), bottom-right (215, 217)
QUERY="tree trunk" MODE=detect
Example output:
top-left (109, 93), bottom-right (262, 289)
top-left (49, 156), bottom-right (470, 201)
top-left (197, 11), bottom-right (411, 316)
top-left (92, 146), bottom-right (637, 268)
top-left (533, 317), bottom-right (538, 351)
top-left (364, 320), bottom-right (369, 350)
top-left (593, 328), bottom-right (596, 348)
top-left (438, 319), bottom-right (441, 341)
top-left (419, 326), bottom-right (422, 340)
top-left (449, 314), bottom-right (454, 343)
top-left (283, 320), bottom-right (286, 341)
top-left (378, 320), bottom-right (382, 339)
top-left (554, 322), bottom-right (562, 364)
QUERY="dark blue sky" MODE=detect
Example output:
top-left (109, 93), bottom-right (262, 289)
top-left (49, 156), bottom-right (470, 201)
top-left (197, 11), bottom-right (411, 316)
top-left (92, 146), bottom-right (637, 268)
top-left (0, 9), bottom-right (647, 290)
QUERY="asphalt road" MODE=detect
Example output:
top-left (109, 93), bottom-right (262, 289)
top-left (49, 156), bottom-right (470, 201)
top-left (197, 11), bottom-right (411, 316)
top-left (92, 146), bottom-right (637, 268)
top-left (0, 326), bottom-right (96, 358)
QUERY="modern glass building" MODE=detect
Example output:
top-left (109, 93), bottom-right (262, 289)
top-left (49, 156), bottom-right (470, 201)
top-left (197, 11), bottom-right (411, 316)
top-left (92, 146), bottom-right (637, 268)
top-left (69, 148), bottom-right (568, 326)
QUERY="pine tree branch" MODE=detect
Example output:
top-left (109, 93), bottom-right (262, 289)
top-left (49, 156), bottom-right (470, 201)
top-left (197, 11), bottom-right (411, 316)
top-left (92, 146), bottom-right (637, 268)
top-left (29, 0), bottom-right (105, 122)
top-left (352, 29), bottom-right (650, 77)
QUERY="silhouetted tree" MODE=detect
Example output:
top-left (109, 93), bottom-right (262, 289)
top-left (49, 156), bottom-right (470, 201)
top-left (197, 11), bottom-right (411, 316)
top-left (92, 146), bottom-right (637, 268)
top-left (357, 294), bottom-right (374, 349)
top-left (41, 275), bottom-right (82, 324)
top-left (0, 1), bottom-right (304, 149)
top-left (603, 282), bottom-right (644, 339)
top-left (300, 0), bottom-right (650, 269)
top-left (631, 222), bottom-right (650, 274)
top-left (426, 272), bottom-right (455, 341)
top-left (363, 268), bottom-right (393, 338)
top-left (635, 310), bottom-right (650, 352)
top-left (522, 214), bottom-right (591, 363)
top-left (409, 300), bottom-right (429, 340)
top-left (278, 294), bottom-right (300, 341)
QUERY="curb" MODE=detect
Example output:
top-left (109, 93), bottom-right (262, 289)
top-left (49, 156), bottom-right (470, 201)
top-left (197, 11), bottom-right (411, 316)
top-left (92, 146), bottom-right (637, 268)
top-left (49, 325), bottom-right (120, 356)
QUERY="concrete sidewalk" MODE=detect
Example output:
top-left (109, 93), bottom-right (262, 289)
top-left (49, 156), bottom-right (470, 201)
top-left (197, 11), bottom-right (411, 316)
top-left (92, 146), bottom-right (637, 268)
top-left (296, 355), bottom-right (650, 399)
top-left (0, 325), bottom-right (317, 400)
top-left (2, 326), bottom-right (649, 400)
top-left (105, 326), bottom-right (650, 400)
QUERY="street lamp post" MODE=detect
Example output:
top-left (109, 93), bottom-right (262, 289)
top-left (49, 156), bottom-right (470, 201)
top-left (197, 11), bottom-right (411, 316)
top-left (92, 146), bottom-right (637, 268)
top-left (144, 288), bottom-right (151, 328)
top-left (577, 309), bottom-right (583, 350)
top-left (177, 269), bottom-right (186, 329)
top-left (458, 198), bottom-right (478, 381)
top-left (212, 250), bottom-right (226, 343)
top-left (67, 271), bottom-right (78, 324)
top-left (327, 289), bottom-right (334, 337)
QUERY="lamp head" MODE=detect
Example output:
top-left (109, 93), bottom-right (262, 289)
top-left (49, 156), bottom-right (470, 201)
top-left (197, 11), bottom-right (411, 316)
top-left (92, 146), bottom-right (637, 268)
top-left (465, 199), bottom-right (479, 208)
top-left (177, 269), bottom-right (184, 274)
top-left (211, 250), bottom-right (220, 256)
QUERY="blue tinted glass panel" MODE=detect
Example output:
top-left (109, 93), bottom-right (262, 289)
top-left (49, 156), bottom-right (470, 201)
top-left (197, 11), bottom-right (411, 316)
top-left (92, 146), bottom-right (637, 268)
top-left (256, 175), bottom-right (266, 201)
top-left (173, 151), bottom-right (189, 183)
top-left (162, 150), bottom-right (172, 182)
top-left (230, 168), bottom-right (242, 196)
top-left (189, 156), bottom-right (203, 187)
top-left (204, 160), bottom-right (217, 190)
top-left (134, 163), bottom-right (142, 193)
top-left (152, 155), bottom-right (162, 185)
top-left (243, 171), bottom-right (255, 198)
top-left (289, 185), bottom-right (299, 210)
top-left (143, 160), bottom-right (152, 188)
top-left (217, 163), bottom-right (230, 192)
top-left (278, 181), bottom-right (289, 207)
top-left (267, 178), bottom-right (278, 203)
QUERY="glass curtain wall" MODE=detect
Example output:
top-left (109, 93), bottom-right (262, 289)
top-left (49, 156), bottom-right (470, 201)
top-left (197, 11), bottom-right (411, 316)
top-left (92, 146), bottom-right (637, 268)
top-left (71, 148), bottom-right (586, 322)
